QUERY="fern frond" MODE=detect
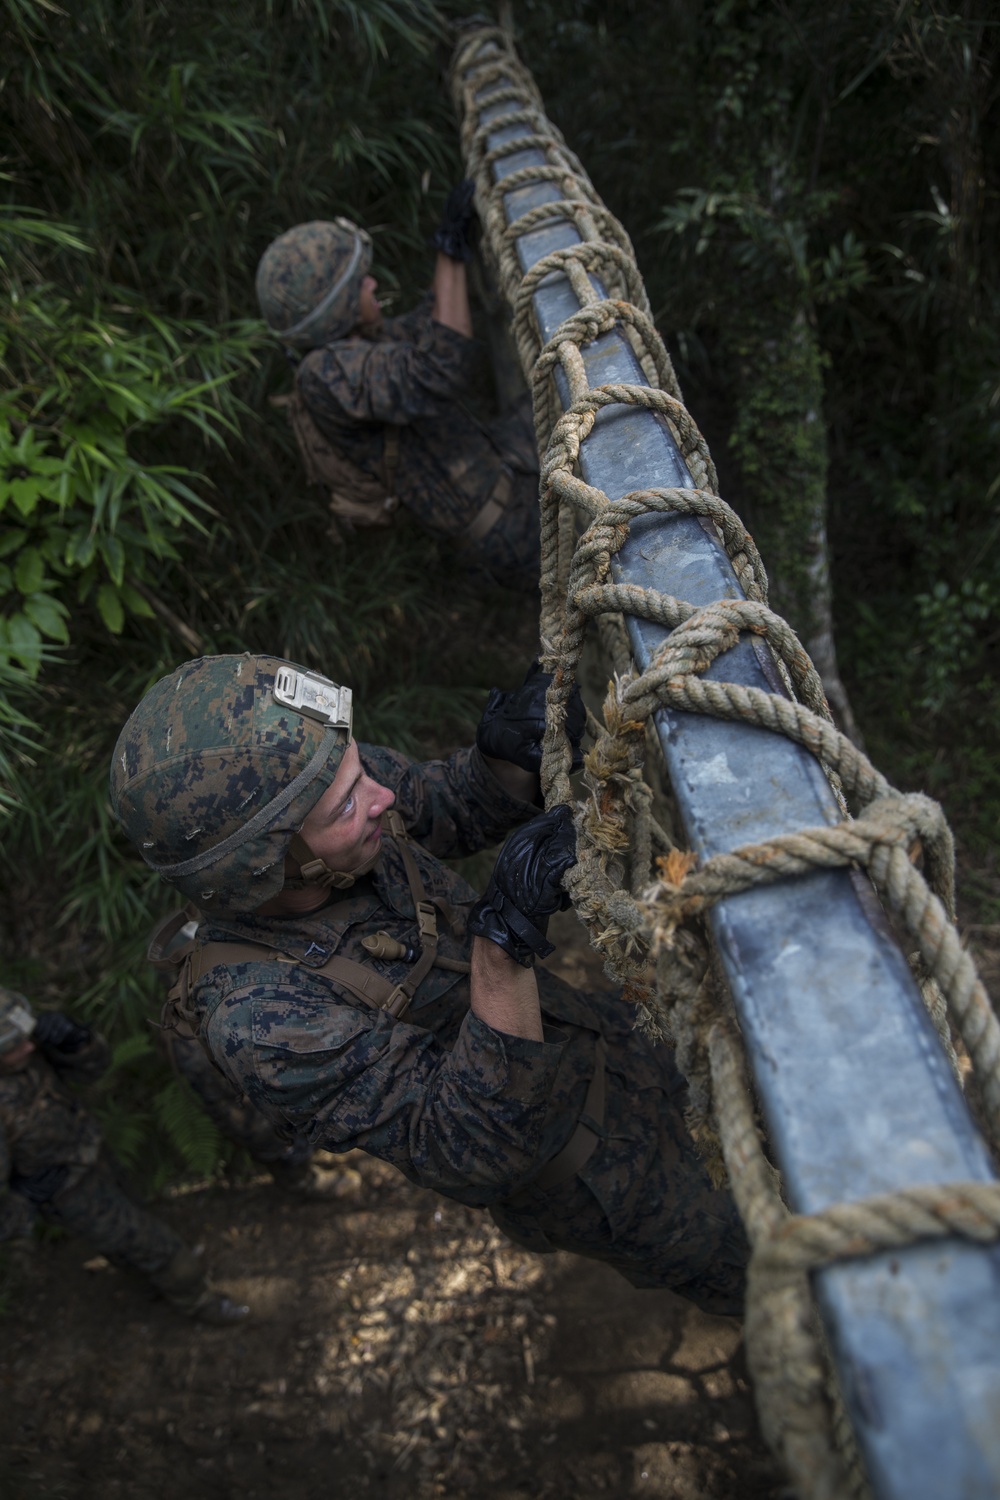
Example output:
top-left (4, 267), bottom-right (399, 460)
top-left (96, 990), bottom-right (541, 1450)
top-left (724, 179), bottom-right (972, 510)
top-left (154, 1077), bottom-right (225, 1179)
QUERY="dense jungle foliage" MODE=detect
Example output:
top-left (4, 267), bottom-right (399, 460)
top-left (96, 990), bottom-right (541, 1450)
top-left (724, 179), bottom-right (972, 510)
top-left (1, 0), bottom-right (997, 1184)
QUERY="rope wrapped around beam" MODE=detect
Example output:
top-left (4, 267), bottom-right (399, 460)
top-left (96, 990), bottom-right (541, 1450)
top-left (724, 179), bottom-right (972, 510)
top-left (450, 23), bottom-right (1000, 1500)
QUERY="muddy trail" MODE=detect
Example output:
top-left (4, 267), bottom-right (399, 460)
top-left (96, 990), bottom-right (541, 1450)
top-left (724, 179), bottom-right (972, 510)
top-left (0, 914), bottom-right (785, 1500)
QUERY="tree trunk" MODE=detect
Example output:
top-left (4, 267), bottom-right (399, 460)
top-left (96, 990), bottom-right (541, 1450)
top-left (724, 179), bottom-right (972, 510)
top-left (721, 297), bottom-right (862, 745)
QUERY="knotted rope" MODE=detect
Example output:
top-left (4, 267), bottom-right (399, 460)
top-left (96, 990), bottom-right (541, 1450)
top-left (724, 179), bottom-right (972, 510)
top-left (451, 24), bottom-right (1000, 1500)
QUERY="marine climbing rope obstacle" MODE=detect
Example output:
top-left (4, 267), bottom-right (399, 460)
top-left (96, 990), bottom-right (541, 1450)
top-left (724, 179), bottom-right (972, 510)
top-left (450, 21), bottom-right (1000, 1500)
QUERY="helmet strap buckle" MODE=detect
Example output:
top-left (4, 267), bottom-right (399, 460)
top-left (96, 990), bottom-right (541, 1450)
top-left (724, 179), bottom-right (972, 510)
top-left (288, 834), bottom-right (364, 893)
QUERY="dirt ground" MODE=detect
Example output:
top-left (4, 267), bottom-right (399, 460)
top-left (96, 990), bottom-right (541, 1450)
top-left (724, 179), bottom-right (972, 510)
top-left (4, 910), bottom-right (995, 1500)
top-left (0, 914), bottom-right (784, 1500)
top-left (0, 1163), bottom-right (783, 1500)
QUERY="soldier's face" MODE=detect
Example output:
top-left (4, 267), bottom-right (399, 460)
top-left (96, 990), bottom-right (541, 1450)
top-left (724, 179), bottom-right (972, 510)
top-left (299, 740), bottom-right (395, 875)
top-left (357, 275), bottom-right (382, 330)
top-left (0, 1038), bottom-right (35, 1072)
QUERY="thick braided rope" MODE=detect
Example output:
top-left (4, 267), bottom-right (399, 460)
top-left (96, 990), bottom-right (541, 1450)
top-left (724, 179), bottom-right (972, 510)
top-left (451, 27), bottom-right (1000, 1500)
top-left (710, 1021), bottom-right (1000, 1499)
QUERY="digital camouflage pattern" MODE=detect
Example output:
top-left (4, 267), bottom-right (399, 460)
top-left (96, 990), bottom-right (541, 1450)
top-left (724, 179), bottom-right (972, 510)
top-left (110, 655), bottom-right (350, 912)
top-left (0, 1033), bottom-right (106, 1192)
top-left (162, 1026), bottom-right (314, 1173)
top-left (295, 297), bottom-right (541, 588)
top-left (0, 1031), bottom-right (185, 1279)
top-left (180, 741), bottom-right (747, 1316)
top-left (256, 219), bottom-right (373, 349)
top-left (32, 1163), bottom-right (189, 1285)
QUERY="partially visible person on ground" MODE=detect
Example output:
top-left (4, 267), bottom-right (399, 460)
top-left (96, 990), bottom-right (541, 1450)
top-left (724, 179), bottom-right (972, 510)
top-left (0, 987), bottom-right (248, 1325)
top-left (255, 182), bottom-right (540, 589)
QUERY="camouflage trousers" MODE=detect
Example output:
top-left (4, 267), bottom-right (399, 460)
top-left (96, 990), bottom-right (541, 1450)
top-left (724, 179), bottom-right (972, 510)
top-left (466, 467), bottom-right (540, 593)
top-left (410, 393), bottom-right (541, 592)
top-left (4, 1159), bottom-right (184, 1283)
top-left (469, 395), bottom-right (540, 592)
top-left (493, 990), bottom-right (750, 1319)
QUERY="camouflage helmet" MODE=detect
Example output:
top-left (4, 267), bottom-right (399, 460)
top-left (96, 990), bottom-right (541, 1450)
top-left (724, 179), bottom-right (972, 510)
top-left (255, 219), bottom-right (373, 350)
top-left (0, 986), bottom-right (36, 1056)
top-left (110, 654), bottom-right (354, 912)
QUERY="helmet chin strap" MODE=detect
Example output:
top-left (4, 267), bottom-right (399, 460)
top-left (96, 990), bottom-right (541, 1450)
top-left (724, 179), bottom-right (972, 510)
top-left (286, 833), bottom-right (381, 892)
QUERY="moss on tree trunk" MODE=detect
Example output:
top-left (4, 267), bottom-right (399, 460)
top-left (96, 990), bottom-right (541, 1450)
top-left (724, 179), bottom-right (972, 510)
top-left (721, 296), bottom-right (860, 742)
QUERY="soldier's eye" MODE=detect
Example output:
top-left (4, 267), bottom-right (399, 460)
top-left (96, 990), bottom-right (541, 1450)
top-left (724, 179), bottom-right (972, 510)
top-left (341, 794), bottom-right (355, 818)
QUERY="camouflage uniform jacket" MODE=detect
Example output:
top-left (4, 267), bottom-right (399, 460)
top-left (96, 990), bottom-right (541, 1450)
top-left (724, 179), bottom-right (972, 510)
top-left (0, 1036), bottom-right (109, 1196)
top-left (296, 297), bottom-right (531, 539)
top-left (188, 743), bottom-right (598, 1200)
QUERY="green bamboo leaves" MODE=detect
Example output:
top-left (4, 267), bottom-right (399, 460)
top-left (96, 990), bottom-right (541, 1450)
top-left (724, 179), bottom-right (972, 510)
top-left (0, 222), bottom-right (261, 673)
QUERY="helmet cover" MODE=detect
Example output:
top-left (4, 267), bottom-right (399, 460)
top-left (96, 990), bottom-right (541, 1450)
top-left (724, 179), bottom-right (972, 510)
top-left (0, 986), bottom-right (36, 1056)
top-left (110, 655), bottom-right (352, 912)
top-left (255, 219), bottom-right (373, 349)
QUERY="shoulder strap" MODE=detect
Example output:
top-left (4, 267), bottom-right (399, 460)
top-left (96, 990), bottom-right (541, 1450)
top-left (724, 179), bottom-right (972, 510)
top-left (158, 813), bottom-right (446, 1026)
top-left (382, 809), bottom-right (439, 1015)
top-left (187, 939), bottom-right (402, 1016)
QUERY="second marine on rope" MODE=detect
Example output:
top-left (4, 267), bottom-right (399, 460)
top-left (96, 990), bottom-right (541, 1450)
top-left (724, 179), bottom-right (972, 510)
top-left (255, 183), bottom-right (541, 589)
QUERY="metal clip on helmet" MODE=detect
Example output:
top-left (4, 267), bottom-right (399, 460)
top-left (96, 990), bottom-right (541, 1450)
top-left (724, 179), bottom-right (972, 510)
top-left (255, 219), bottom-right (373, 350)
top-left (0, 986), bottom-right (36, 1057)
top-left (110, 655), bottom-right (356, 912)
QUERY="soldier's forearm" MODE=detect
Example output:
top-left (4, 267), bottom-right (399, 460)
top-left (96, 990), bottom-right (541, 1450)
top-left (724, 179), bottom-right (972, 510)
top-left (432, 253), bottom-right (472, 339)
top-left (470, 937), bottom-right (544, 1043)
top-left (480, 753), bottom-right (540, 807)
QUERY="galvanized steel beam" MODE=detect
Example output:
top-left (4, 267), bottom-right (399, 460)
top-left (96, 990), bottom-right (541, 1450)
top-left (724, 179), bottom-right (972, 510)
top-left (461, 68), bottom-right (1000, 1500)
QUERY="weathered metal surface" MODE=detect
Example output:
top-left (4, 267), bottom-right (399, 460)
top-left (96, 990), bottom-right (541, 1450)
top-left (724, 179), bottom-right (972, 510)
top-left (466, 87), bottom-right (1000, 1500)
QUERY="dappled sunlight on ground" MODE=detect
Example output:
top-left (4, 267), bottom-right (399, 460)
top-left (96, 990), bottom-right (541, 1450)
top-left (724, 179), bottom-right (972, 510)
top-left (0, 1155), bottom-right (780, 1500)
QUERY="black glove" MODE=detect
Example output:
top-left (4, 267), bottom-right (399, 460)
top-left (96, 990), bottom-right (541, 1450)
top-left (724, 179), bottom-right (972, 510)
top-left (477, 660), bottom-right (586, 775)
top-left (431, 178), bottom-right (477, 263)
top-left (32, 1011), bottom-right (92, 1056)
top-left (467, 805), bottom-right (576, 966)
